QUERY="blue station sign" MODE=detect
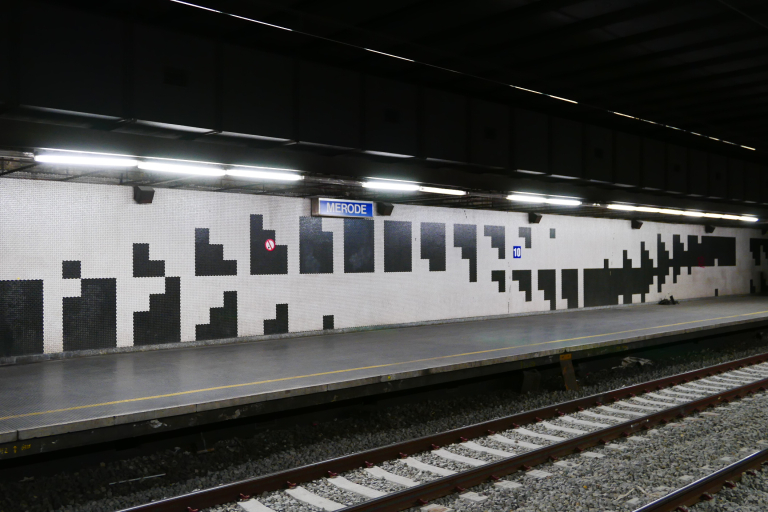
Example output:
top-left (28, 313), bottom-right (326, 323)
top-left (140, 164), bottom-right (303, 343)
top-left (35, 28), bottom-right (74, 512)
top-left (311, 197), bottom-right (374, 218)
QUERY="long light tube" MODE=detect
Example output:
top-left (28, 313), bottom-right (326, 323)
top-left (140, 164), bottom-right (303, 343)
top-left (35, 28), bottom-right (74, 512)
top-left (35, 154), bottom-right (138, 167)
top-left (507, 193), bottom-right (547, 203)
top-left (546, 198), bottom-right (582, 206)
top-left (606, 204), bottom-right (637, 211)
top-left (362, 181), bottom-right (420, 191)
top-left (362, 181), bottom-right (466, 195)
top-left (418, 186), bottom-right (466, 196)
top-left (507, 193), bottom-right (581, 206)
top-left (138, 161), bottom-right (226, 176)
top-left (226, 168), bottom-right (303, 181)
top-left (608, 204), bottom-right (759, 222)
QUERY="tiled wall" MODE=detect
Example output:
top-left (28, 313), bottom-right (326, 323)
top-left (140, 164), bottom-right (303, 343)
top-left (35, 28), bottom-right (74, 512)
top-left (1, 178), bottom-right (766, 357)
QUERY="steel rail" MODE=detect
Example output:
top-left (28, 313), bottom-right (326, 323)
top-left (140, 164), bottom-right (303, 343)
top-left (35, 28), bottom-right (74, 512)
top-left (634, 448), bottom-right (768, 512)
top-left (118, 352), bottom-right (768, 512)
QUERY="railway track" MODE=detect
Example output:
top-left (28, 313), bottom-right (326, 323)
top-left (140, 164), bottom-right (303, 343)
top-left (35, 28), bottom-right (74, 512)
top-left (120, 352), bottom-right (768, 512)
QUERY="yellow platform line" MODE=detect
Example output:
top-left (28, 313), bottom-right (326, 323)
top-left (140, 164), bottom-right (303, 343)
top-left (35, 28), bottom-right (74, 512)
top-left (2, 309), bottom-right (767, 423)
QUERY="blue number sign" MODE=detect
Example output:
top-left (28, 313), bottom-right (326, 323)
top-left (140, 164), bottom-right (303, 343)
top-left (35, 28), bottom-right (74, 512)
top-left (513, 246), bottom-right (522, 259)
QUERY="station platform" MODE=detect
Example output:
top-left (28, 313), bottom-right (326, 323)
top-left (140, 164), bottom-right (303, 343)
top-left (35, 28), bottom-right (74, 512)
top-left (2, 295), bottom-right (768, 459)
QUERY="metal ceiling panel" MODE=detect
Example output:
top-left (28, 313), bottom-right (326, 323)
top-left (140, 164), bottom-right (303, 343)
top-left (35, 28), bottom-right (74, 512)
top-left (133, 25), bottom-right (217, 129)
top-left (688, 149), bottom-right (709, 197)
top-left (551, 117), bottom-right (583, 179)
top-left (19, 1), bottom-right (123, 117)
top-left (614, 132), bottom-right (641, 187)
top-left (666, 144), bottom-right (688, 194)
top-left (584, 124), bottom-right (614, 183)
top-left (221, 45), bottom-right (295, 140)
top-left (468, 98), bottom-right (509, 169)
top-left (364, 75), bottom-right (418, 157)
top-left (423, 88), bottom-right (467, 163)
top-left (513, 108), bottom-right (549, 174)
top-left (299, 61), bottom-right (361, 148)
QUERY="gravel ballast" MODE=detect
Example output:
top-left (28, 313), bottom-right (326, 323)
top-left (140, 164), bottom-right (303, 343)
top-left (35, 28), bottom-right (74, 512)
top-left (3, 335), bottom-right (768, 512)
top-left (411, 393), bottom-right (768, 511)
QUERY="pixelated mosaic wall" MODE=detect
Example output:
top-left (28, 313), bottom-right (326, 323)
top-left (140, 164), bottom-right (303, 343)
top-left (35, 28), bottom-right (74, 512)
top-left (1, 178), bottom-right (767, 357)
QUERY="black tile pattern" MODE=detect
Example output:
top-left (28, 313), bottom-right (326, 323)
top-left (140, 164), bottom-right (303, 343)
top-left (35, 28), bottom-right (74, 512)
top-left (264, 303), bottom-right (289, 335)
top-left (133, 244), bottom-right (165, 278)
top-left (323, 314), bottom-right (334, 330)
top-left (454, 224), bottom-right (477, 282)
top-left (583, 235), bottom-right (736, 307)
top-left (518, 227), bottom-right (532, 249)
top-left (751, 279), bottom-right (756, 294)
top-left (62, 261), bottom-right (81, 279)
top-left (196, 291), bottom-right (238, 341)
top-left (491, 270), bottom-right (505, 292)
top-left (195, 228), bottom-right (237, 276)
top-left (63, 278), bottom-right (117, 351)
top-left (538, 269), bottom-right (556, 310)
top-left (561, 269), bottom-right (579, 309)
top-left (512, 270), bottom-right (532, 301)
top-left (250, 214), bottom-right (288, 275)
top-left (300, 217), bottom-right (333, 274)
top-left (384, 220), bottom-right (412, 273)
top-left (484, 225), bottom-right (505, 259)
top-left (0, 280), bottom-right (44, 357)
top-left (344, 219), bottom-right (374, 273)
top-left (133, 277), bottom-right (180, 345)
top-left (750, 238), bottom-right (768, 265)
top-left (584, 251), bottom-right (653, 308)
top-left (420, 222), bottom-right (446, 271)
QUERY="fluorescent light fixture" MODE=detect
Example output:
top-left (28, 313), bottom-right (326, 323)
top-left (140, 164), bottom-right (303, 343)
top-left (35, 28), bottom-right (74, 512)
top-left (549, 95), bottom-right (578, 104)
top-left (226, 168), bottom-right (303, 181)
top-left (363, 150), bottom-right (413, 158)
top-left (516, 169), bottom-right (547, 175)
top-left (170, 0), bottom-right (221, 13)
top-left (418, 186), bottom-right (466, 196)
top-left (362, 181), bottom-right (419, 191)
top-left (35, 154), bottom-right (138, 167)
top-left (507, 193), bottom-right (581, 206)
top-left (363, 48), bottom-right (414, 62)
top-left (507, 193), bottom-right (547, 203)
top-left (546, 198), bottom-right (582, 206)
top-left (742, 145), bottom-right (756, 151)
top-left (228, 13), bottom-right (292, 31)
top-left (138, 161), bottom-right (225, 176)
top-left (511, 85), bottom-right (543, 95)
top-left (607, 204), bottom-right (759, 222)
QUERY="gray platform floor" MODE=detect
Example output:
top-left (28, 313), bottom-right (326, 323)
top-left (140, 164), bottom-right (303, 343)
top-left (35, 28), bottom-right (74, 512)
top-left (2, 295), bottom-right (768, 442)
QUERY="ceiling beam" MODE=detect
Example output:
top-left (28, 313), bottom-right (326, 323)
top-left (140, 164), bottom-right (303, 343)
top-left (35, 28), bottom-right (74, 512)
top-left (546, 30), bottom-right (766, 81)
top-left (464, 0), bottom-right (701, 63)
top-left (557, 44), bottom-right (768, 96)
top-left (584, 63), bottom-right (768, 106)
top-left (516, 10), bottom-right (745, 72)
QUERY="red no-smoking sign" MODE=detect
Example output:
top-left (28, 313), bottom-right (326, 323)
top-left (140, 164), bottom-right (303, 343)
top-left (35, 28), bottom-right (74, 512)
top-left (265, 239), bottom-right (276, 251)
